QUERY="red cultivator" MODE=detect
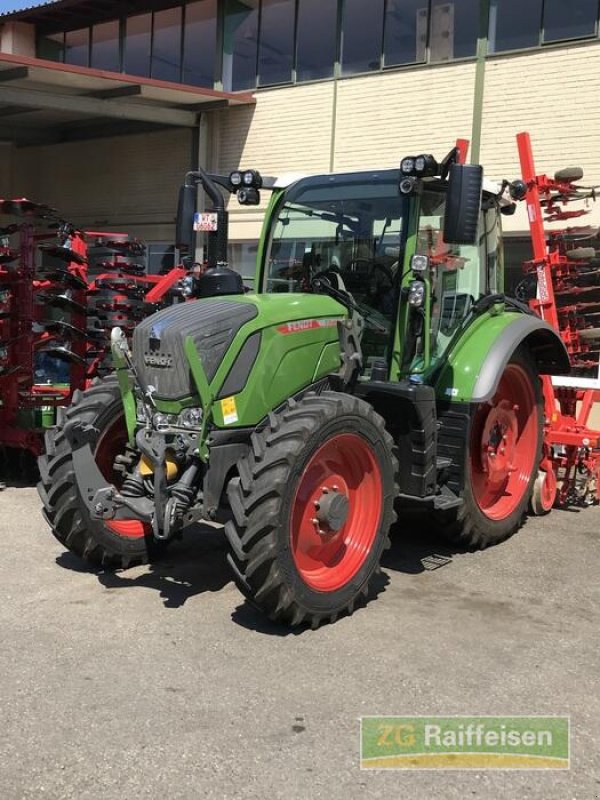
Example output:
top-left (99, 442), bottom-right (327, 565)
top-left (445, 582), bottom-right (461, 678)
top-left (516, 132), bottom-right (600, 510)
top-left (0, 203), bottom-right (187, 476)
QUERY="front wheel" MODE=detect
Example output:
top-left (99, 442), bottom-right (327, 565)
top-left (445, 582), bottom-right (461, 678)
top-left (37, 376), bottom-right (157, 568)
top-left (224, 392), bottom-right (398, 628)
top-left (433, 350), bottom-right (543, 549)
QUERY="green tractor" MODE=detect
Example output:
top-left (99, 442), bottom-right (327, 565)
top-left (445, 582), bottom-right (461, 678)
top-left (38, 149), bottom-right (569, 628)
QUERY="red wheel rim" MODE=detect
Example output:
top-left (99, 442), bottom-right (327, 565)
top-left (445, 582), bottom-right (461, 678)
top-left (470, 364), bottom-right (539, 521)
top-left (290, 433), bottom-right (383, 592)
top-left (538, 469), bottom-right (557, 512)
top-left (95, 411), bottom-right (147, 540)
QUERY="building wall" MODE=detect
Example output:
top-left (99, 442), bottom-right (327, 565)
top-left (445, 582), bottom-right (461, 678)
top-left (216, 40), bottom-right (600, 242)
top-left (0, 22), bottom-right (35, 57)
top-left (12, 129), bottom-right (191, 242)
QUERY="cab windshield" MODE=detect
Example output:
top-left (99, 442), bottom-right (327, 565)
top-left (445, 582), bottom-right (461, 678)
top-left (264, 171), bottom-right (409, 364)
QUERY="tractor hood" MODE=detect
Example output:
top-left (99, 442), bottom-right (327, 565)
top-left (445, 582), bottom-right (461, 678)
top-left (132, 293), bottom-right (347, 402)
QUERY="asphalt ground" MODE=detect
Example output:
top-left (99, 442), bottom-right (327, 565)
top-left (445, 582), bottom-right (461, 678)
top-left (0, 486), bottom-right (598, 800)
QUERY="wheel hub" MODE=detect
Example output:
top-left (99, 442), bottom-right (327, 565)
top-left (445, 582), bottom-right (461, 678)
top-left (314, 486), bottom-right (350, 533)
top-left (480, 399), bottom-right (519, 484)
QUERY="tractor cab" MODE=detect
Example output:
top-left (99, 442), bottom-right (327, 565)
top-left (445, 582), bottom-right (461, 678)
top-left (258, 159), bottom-right (505, 382)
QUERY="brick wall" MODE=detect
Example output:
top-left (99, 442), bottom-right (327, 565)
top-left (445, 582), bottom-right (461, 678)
top-left (218, 41), bottom-right (600, 241)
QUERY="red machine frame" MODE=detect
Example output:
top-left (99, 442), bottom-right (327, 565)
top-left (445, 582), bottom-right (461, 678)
top-left (516, 131), bottom-right (600, 509)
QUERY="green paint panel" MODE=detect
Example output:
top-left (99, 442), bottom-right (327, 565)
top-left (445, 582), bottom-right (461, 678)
top-left (434, 310), bottom-right (523, 403)
top-left (208, 293), bottom-right (345, 428)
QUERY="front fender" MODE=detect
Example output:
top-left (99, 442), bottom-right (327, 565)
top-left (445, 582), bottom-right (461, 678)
top-left (435, 311), bottom-right (570, 403)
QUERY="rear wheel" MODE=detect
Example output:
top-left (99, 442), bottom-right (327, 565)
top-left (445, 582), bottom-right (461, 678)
top-left (37, 376), bottom-right (155, 568)
top-left (224, 392), bottom-right (397, 628)
top-left (434, 351), bottom-right (543, 549)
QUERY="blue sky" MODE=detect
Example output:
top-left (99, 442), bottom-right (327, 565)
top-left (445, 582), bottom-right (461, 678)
top-left (0, 0), bottom-right (49, 11)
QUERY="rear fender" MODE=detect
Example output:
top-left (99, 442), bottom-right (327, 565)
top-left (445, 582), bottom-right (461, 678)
top-left (435, 312), bottom-right (570, 404)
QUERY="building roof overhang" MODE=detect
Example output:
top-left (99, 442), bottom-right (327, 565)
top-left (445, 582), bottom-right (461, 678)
top-left (0, 52), bottom-right (254, 145)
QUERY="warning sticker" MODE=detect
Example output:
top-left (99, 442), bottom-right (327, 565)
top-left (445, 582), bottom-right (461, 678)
top-left (221, 396), bottom-right (239, 425)
top-left (194, 212), bottom-right (218, 232)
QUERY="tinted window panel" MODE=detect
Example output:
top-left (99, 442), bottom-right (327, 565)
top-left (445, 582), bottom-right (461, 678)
top-left (544, 0), bottom-right (598, 42)
top-left (223, 0), bottom-right (259, 91)
top-left (152, 7), bottom-right (183, 82)
top-left (489, 0), bottom-right (542, 52)
top-left (258, 0), bottom-right (295, 85)
top-left (38, 32), bottom-right (64, 62)
top-left (64, 28), bottom-right (89, 67)
top-left (91, 20), bottom-right (120, 71)
top-left (341, 0), bottom-right (384, 75)
top-left (183, 0), bottom-right (218, 87)
top-left (123, 14), bottom-right (151, 77)
top-left (296, 0), bottom-right (337, 81)
top-left (384, 0), bottom-right (428, 65)
top-left (430, 0), bottom-right (480, 61)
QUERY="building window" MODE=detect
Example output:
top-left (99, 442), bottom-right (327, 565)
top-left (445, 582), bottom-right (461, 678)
top-left (223, 0), bottom-right (260, 91)
top-left (489, 0), bottom-right (542, 52)
top-left (341, 0), bottom-right (384, 75)
top-left (430, 0), bottom-right (480, 62)
top-left (38, 31), bottom-right (65, 62)
top-left (64, 28), bottom-right (89, 67)
top-left (543, 0), bottom-right (598, 42)
top-left (384, 0), bottom-right (428, 66)
top-left (296, 0), bottom-right (337, 81)
top-left (183, 0), bottom-right (218, 87)
top-left (91, 20), bottom-right (120, 72)
top-left (123, 13), bottom-right (152, 77)
top-left (152, 7), bottom-right (183, 82)
top-left (258, 0), bottom-right (295, 86)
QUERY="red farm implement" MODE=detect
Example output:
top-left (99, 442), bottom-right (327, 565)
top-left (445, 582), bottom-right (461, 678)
top-left (516, 132), bottom-right (600, 510)
top-left (0, 203), bottom-right (186, 476)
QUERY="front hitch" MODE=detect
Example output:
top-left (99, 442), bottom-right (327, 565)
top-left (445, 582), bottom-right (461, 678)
top-left (63, 419), bottom-right (154, 523)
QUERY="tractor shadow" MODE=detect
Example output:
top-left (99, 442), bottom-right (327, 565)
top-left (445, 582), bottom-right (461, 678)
top-left (381, 510), bottom-right (467, 574)
top-left (56, 523), bottom-right (232, 608)
top-left (0, 448), bottom-right (39, 488)
top-left (230, 510), bottom-right (468, 636)
top-left (54, 510), bottom-right (488, 632)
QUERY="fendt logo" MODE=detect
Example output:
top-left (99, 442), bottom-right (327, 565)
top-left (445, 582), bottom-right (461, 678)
top-left (143, 353), bottom-right (173, 368)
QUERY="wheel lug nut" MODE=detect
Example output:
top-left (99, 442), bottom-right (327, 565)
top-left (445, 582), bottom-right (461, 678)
top-left (321, 487), bottom-right (329, 494)
top-left (513, 404), bottom-right (520, 412)
top-left (314, 502), bottom-right (320, 510)
top-left (332, 485), bottom-right (339, 492)
top-left (311, 517), bottom-right (319, 525)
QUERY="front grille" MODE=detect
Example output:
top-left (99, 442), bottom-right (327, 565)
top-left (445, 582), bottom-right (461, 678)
top-left (132, 300), bottom-right (257, 401)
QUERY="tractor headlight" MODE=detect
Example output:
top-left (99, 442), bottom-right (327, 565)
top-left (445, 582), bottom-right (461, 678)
top-left (400, 157), bottom-right (416, 175)
top-left (229, 171), bottom-right (243, 188)
top-left (410, 254), bottom-right (430, 273)
top-left (136, 399), bottom-right (149, 421)
top-left (242, 169), bottom-right (262, 188)
top-left (414, 154), bottom-right (438, 177)
top-left (237, 187), bottom-right (261, 206)
top-left (407, 280), bottom-right (426, 307)
top-left (399, 176), bottom-right (417, 195)
top-left (153, 412), bottom-right (177, 430)
top-left (177, 407), bottom-right (203, 428)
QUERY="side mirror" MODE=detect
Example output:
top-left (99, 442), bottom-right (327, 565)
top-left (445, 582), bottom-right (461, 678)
top-left (175, 184), bottom-right (196, 252)
top-left (443, 164), bottom-right (483, 245)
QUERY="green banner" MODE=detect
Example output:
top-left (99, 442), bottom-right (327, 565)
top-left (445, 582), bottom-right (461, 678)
top-left (360, 716), bottom-right (569, 770)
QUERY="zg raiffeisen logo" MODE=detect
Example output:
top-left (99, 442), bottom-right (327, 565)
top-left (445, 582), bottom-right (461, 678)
top-left (360, 716), bottom-right (570, 769)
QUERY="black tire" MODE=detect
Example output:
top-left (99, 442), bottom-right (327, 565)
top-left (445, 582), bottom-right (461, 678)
top-left (554, 167), bottom-right (583, 182)
top-left (565, 247), bottom-right (595, 261)
top-left (224, 391), bottom-right (398, 629)
top-left (37, 375), bottom-right (158, 569)
top-left (431, 350), bottom-right (543, 549)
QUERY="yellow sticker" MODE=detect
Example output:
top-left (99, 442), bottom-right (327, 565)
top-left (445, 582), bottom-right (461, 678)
top-left (221, 396), bottom-right (238, 425)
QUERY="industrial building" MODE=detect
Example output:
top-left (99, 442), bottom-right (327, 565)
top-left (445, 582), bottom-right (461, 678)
top-left (1, 0), bottom-right (600, 281)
